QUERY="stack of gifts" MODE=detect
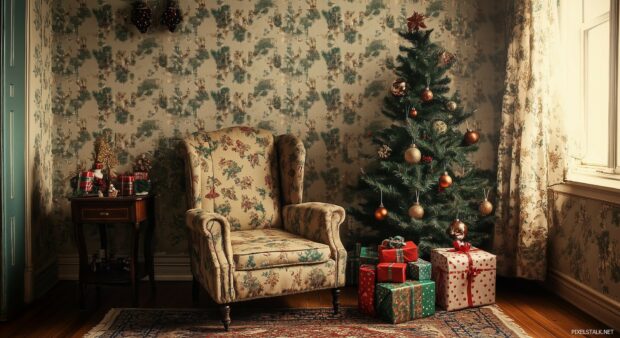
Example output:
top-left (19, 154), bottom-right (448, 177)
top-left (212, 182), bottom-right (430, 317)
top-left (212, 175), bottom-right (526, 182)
top-left (357, 236), bottom-right (436, 324)
top-left (431, 219), bottom-right (497, 311)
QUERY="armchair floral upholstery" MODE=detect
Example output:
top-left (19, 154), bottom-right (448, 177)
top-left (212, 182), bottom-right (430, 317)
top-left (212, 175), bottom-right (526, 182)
top-left (182, 126), bottom-right (346, 328)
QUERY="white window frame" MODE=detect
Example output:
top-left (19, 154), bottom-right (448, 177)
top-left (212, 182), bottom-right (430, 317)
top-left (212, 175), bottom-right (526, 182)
top-left (562, 0), bottom-right (620, 191)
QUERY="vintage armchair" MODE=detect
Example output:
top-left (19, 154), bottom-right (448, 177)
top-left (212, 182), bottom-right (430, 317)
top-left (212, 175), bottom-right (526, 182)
top-left (181, 126), bottom-right (347, 331)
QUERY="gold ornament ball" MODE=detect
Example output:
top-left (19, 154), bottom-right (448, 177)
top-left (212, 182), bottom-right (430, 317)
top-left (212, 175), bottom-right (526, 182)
top-left (391, 79), bottom-right (407, 97)
top-left (374, 206), bottom-right (388, 221)
top-left (421, 87), bottom-right (434, 102)
top-left (447, 218), bottom-right (468, 241)
top-left (433, 120), bottom-right (448, 134)
top-left (464, 129), bottom-right (480, 145)
top-left (404, 144), bottom-right (422, 164)
top-left (439, 171), bottom-right (453, 188)
top-left (409, 107), bottom-right (418, 118)
top-left (408, 202), bottom-right (424, 219)
top-left (446, 101), bottom-right (457, 111)
top-left (479, 199), bottom-right (493, 216)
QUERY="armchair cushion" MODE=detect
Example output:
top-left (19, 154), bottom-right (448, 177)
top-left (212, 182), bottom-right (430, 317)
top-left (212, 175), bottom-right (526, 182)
top-left (230, 229), bottom-right (331, 271)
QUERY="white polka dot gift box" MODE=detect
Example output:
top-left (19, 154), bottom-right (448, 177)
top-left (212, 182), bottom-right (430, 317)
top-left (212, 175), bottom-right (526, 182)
top-left (431, 247), bottom-right (496, 311)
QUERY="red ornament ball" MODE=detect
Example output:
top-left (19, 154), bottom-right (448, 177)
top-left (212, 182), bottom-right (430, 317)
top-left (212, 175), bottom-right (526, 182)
top-left (422, 155), bottom-right (433, 163)
top-left (464, 129), bottom-right (480, 145)
top-left (374, 206), bottom-right (388, 221)
top-left (421, 87), bottom-right (433, 102)
top-left (439, 171), bottom-right (453, 188)
top-left (409, 107), bottom-right (418, 118)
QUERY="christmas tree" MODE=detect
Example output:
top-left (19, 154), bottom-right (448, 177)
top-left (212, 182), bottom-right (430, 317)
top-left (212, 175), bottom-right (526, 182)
top-left (350, 12), bottom-right (495, 257)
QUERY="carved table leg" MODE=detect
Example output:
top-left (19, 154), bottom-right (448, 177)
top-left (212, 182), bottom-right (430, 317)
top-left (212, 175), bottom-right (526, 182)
top-left (75, 221), bottom-right (88, 309)
top-left (220, 304), bottom-right (231, 331)
top-left (332, 288), bottom-right (340, 315)
top-left (131, 222), bottom-right (141, 307)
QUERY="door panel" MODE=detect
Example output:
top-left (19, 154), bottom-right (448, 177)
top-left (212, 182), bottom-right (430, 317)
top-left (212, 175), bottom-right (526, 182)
top-left (1, 0), bottom-right (26, 320)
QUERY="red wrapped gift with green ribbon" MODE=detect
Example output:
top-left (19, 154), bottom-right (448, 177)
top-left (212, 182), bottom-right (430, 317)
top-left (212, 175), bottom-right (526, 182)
top-left (375, 280), bottom-right (436, 323)
top-left (378, 240), bottom-right (418, 263)
top-left (377, 262), bottom-right (407, 283)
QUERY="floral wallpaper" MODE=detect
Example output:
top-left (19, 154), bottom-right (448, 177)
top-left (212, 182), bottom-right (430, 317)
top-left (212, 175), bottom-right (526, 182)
top-left (29, 0), bottom-right (55, 271)
top-left (49, 0), bottom-right (508, 256)
top-left (549, 192), bottom-right (620, 302)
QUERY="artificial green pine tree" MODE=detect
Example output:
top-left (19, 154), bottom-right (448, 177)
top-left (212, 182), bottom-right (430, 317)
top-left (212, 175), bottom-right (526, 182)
top-left (350, 12), bottom-right (494, 257)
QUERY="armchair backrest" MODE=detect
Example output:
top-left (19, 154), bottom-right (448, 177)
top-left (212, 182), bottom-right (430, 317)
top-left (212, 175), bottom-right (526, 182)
top-left (182, 126), bottom-right (282, 230)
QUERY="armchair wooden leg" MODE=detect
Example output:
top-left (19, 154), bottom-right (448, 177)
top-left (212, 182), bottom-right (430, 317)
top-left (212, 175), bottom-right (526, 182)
top-left (220, 304), bottom-right (231, 331)
top-left (332, 288), bottom-right (340, 315)
top-left (192, 277), bottom-right (200, 306)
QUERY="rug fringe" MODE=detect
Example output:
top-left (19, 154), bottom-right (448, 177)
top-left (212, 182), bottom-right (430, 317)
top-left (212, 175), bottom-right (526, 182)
top-left (84, 308), bottom-right (121, 338)
top-left (488, 305), bottom-right (532, 338)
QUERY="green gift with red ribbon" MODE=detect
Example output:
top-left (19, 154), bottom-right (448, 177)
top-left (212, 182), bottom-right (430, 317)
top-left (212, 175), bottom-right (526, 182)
top-left (375, 280), bottom-right (436, 323)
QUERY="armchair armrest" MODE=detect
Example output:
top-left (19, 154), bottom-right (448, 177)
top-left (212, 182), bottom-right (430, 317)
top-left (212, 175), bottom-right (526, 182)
top-left (186, 208), bottom-right (235, 303)
top-left (282, 202), bottom-right (347, 287)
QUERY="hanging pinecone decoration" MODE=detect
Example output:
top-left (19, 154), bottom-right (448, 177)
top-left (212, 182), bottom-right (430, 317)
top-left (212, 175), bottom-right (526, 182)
top-left (161, 0), bottom-right (182, 32)
top-left (131, 1), bottom-right (152, 34)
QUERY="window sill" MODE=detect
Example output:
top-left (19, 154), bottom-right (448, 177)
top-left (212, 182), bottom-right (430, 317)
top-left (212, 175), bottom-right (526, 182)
top-left (551, 181), bottom-right (620, 205)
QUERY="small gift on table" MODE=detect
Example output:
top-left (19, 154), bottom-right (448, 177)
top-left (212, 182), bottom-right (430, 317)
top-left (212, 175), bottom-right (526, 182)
top-left (360, 246), bottom-right (379, 265)
top-left (431, 242), bottom-right (496, 311)
top-left (77, 171), bottom-right (94, 195)
top-left (134, 171), bottom-right (150, 195)
top-left (377, 262), bottom-right (407, 283)
top-left (375, 280), bottom-right (435, 323)
top-left (346, 243), bottom-right (362, 286)
top-left (407, 258), bottom-right (432, 281)
top-left (358, 264), bottom-right (376, 316)
top-left (119, 174), bottom-right (135, 196)
top-left (378, 236), bottom-right (418, 263)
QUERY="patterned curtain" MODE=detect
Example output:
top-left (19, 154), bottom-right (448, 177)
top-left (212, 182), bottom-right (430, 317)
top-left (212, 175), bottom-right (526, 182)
top-left (493, 0), bottom-right (567, 280)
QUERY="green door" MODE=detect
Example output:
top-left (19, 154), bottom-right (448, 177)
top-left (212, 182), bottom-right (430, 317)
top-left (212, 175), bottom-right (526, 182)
top-left (1, 0), bottom-right (26, 320)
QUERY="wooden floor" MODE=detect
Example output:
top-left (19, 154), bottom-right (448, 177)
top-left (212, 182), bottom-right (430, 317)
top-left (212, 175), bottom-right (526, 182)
top-left (0, 278), bottom-right (612, 337)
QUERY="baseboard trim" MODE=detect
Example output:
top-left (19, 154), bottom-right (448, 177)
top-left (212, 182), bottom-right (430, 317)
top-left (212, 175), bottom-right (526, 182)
top-left (546, 268), bottom-right (620, 331)
top-left (57, 254), bottom-right (192, 281)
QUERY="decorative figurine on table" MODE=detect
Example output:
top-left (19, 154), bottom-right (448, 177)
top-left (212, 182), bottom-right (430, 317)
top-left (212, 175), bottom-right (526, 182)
top-left (93, 135), bottom-right (118, 190)
top-left (108, 184), bottom-right (118, 198)
top-left (92, 162), bottom-right (106, 194)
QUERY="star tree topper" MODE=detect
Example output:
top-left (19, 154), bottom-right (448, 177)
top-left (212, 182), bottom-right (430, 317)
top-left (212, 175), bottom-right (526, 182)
top-left (407, 11), bottom-right (427, 32)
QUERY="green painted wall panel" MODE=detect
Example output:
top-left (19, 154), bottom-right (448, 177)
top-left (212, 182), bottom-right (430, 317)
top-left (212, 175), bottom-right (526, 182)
top-left (1, 0), bottom-right (26, 320)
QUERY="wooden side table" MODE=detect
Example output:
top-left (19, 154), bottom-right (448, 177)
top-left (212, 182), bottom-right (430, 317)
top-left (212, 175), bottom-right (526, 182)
top-left (71, 195), bottom-right (155, 308)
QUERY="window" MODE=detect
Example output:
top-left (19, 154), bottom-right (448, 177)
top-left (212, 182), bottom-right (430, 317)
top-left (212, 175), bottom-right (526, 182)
top-left (561, 0), bottom-right (620, 190)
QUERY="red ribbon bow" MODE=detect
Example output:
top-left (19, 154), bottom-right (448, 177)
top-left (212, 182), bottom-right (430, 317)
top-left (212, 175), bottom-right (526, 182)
top-left (452, 240), bottom-right (472, 252)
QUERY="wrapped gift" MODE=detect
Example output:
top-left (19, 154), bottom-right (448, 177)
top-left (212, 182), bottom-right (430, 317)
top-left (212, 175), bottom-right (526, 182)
top-left (407, 258), bottom-right (432, 281)
top-left (77, 171), bottom-right (94, 194)
top-left (358, 264), bottom-right (376, 315)
top-left (431, 246), bottom-right (496, 311)
top-left (360, 246), bottom-right (379, 265)
top-left (378, 241), bottom-right (418, 263)
top-left (375, 280), bottom-right (435, 323)
top-left (119, 175), bottom-right (135, 196)
top-left (377, 262), bottom-right (407, 283)
top-left (346, 243), bottom-right (362, 286)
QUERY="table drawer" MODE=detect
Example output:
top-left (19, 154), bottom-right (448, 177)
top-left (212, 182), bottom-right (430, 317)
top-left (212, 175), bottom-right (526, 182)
top-left (81, 208), bottom-right (130, 221)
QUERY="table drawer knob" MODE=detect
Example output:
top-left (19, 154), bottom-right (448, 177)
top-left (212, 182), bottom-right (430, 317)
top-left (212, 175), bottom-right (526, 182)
top-left (100, 212), bottom-right (110, 216)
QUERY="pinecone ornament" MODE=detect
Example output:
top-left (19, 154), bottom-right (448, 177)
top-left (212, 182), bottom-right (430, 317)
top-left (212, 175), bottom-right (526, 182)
top-left (131, 1), bottom-right (152, 33)
top-left (161, 0), bottom-right (182, 32)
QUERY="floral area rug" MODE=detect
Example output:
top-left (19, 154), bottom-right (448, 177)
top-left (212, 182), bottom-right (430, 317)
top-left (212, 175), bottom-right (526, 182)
top-left (86, 306), bottom-right (530, 338)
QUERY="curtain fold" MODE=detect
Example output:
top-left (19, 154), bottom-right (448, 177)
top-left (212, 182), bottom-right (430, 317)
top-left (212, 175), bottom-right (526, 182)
top-left (493, 0), bottom-right (567, 281)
